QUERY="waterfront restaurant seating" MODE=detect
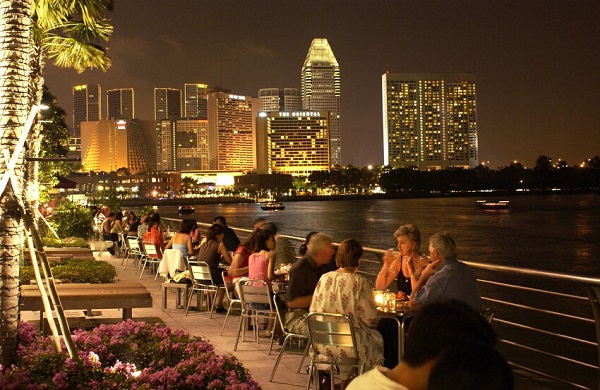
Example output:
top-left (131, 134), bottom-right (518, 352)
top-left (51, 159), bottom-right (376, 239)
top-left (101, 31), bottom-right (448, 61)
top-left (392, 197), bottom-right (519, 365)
top-left (270, 291), bottom-right (310, 382)
top-left (139, 241), bottom-right (163, 279)
top-left (123, 236), bottom-right (142, 269)
top-left (220, 270), bottom-right (242, 335)
top-left (306, 312), bottom-right (365, 390)
top-left (234, 279), bottom-right (277, 352)
top-left (185, 261), bottom-right (219, 317)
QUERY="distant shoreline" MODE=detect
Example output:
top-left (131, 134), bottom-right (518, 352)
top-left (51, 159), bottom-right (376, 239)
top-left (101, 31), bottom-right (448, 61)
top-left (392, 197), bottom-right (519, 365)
top-left (121, 188), bottom-right (598, 207)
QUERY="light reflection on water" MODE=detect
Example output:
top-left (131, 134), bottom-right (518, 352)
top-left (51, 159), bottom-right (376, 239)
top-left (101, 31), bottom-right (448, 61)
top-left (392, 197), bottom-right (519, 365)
top-left (155, 193), bottom-right (600, 277)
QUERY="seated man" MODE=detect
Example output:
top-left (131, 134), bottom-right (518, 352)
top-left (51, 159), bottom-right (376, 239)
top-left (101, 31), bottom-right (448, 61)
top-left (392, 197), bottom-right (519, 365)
top-left (284, 232), bottom-right (335, 336)
top-left (348, 300), bottom-right (506, 390)
top-left (409, 231), bottom-right (482, 312)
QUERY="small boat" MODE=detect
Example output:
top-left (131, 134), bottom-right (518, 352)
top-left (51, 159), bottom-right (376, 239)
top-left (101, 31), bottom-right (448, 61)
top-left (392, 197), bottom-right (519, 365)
top-left (477, 200), bottom-right (510, 210)
top-left (178, 205), bottom-right (195, 214)
top-left (261, 202), bottom-right (285, 211)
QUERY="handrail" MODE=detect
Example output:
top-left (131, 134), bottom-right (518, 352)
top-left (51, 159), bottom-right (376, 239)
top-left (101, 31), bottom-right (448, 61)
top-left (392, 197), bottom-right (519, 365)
top-left (162, 218), bottom-right (600, 388)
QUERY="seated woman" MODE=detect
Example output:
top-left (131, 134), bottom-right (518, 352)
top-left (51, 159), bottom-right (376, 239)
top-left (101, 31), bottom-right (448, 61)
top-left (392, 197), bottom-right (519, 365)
top-left (165, 218), bottom-right (196, 261)
top-left (142, 217), bottom-right (165, 256)
top-left (226, 230), bottom-right (259, 284)
top-left (197, 223), bottom-right (233, 312)
top-left (310, 239), bottom-right (384, 390)
top-left (248, 229), bottom-right (280, 336)
top-left (376, 224), bottom-right (430, 297)
top-left (126, 212), bottom-right (140, 236)
top-left (110, 211), bottom-right (124, 256)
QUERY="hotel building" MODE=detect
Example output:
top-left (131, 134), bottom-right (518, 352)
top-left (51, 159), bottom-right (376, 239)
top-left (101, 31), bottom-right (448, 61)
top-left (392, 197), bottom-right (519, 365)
top-left (382, 72), bottom-right (478, 170)
top-left (301, 39), bottom-right (341, 166)
top-left (207, 92), bottom-right (258, 171)
top-left (256, 111), bottom-right (330, 176)
top-left (258, 88), bottom-right (302, 111)
top-left (106, 88), bottom-right (134, 120)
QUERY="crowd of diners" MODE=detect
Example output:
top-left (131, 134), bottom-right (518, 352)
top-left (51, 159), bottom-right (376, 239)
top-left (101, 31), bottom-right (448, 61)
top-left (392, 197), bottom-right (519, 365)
top-left (92, 206), bottom-right (513, 389)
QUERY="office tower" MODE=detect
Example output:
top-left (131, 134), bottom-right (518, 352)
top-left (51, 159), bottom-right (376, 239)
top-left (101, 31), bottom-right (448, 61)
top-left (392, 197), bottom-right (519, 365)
top-left (207, 92), bottom-right (258, 171)
top-left (256, 110), bottom-right (330, 176)
top-left (258, 88), bottom-right (302, 111)
top-left (72, 84), bottom-right (101, 139)
top-left (107, 88), bottom-right (134, 120)
top-left (80, 119), bottom-right (151, 173)
top-left (382, 73), bottom-right (478, 170)
top-left (184, 83), bottom-right (210, 119)
top-left (176, 119), bottom-right (209, 170)
top-left (154, 88), bottom-right (182, 121)
top-left (301, 38), bottom-right (341, 166)
top-left (157, 120), bottom-right (176, 171)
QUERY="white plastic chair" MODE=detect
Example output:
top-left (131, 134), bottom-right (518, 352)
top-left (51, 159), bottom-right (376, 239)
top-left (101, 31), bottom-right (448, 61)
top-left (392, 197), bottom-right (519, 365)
top-left (234, 279), bottom-right (277, 352)
top-left (139, 241), bottom-right (162, 279)
top-left (185, 261), bottom-right (219, 318)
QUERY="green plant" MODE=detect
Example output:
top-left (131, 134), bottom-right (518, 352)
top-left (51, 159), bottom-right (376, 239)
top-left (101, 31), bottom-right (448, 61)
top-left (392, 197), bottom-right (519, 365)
top-left (43, 237), bottom-right (89, 248)
top-left (20, 258), bottom-right (116, 285)
top-left (49, 200), bottom-right (94, 240)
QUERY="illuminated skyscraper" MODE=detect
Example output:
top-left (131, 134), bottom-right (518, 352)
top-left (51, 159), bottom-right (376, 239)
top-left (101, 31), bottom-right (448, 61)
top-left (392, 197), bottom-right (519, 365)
top-left (207, 92), bottom-right (258, 171)
top-left (157, 119), bottom-right (209, 171)
top-left (154, 88), bottom-right (182, 121)
top-left (184, 83), bottom-right (209, 119)
top-left (256, 110), bottom-right (330, 176)
top-left (107, 88), bottom-right (134, 120)
top-left (258, 88), bottom-right (302, 111)
top-left (382, 73), bottom-right (478, 170)
top-left (72, 84), bottom-right (101, 139)
top-left (301, 38), bottom-right (341, 166)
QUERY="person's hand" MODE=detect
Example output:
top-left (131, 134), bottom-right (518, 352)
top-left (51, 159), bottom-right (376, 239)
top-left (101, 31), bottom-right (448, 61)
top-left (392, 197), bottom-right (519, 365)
top-left (420, 259), bottom-right (441, 281)
top-left (383, 249), bottom-right (399, 265)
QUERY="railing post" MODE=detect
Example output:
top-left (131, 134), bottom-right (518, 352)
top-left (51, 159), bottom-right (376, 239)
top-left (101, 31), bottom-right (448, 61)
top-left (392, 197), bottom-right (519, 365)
top-left (584, 286), bottom-right (600, 388)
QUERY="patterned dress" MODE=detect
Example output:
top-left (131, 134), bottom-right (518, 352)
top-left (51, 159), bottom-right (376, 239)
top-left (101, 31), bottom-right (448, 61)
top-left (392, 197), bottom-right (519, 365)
top-left (310, 271), bottom-right (384, 379)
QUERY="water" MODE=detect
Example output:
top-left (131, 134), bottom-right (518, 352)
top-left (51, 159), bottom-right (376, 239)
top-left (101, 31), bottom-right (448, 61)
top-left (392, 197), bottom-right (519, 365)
top-left (154, 193), bottom-right (600, 277)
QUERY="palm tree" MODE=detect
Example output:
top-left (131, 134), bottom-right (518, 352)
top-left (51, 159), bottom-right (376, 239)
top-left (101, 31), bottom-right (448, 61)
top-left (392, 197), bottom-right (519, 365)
top-left (0, 0), bottom-right (112, 365)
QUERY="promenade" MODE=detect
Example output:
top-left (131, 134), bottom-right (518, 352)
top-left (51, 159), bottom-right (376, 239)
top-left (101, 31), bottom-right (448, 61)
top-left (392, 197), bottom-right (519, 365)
top-left (22, 249), bottom-right (554, 389)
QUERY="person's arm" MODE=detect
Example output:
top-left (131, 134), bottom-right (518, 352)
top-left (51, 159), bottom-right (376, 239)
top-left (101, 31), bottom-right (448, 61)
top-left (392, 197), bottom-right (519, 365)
top-left (287, 295), bottom-right (313, 309)
top-left (229, 250), bottom-right (248, 277)
top-left (219, 242), bottom-right (232, 264)
top-left (376, 253), bottom-right (401, 289)
top-left (186, 235), bottom-right (194, 256)
top-left (267, 252), bottom-right (276, 281)
top-left (165, 236), bottom-right (173, 250)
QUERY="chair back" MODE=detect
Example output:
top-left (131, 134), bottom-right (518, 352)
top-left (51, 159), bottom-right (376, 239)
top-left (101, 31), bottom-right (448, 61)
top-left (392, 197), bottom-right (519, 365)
top-left (142, 241), bottom-right (162, 259)
top-left (238, 279), bottom-right (273, 308)
top-left (127, 236), bottom-right (141, 253)
top-left (189, 261), bottom-right (215, 286)
top-left (307, 312), bottom-right (359, 359)
top-left (222, 271), bottom-right (240, 302)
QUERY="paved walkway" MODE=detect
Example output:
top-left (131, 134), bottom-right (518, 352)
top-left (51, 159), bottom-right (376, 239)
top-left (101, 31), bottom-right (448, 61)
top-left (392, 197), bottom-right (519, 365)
top-left (22, 249), bottom-right (554, 389)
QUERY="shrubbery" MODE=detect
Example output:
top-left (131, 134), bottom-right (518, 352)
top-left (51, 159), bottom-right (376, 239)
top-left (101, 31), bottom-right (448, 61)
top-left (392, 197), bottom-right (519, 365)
top-left (0, 320), bottom-right (260, 389)
top-left (49, 200), bottom-right (94, 240)
top-left (43, 236), bottom-right (90, 248)
top-left (20, 258), bottom-right (116, 285)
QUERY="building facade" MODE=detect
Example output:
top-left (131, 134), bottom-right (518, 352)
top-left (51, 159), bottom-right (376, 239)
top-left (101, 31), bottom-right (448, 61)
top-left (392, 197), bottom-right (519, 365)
top-left (382, 73), bottom-right (478, 170)
top-left (207, 92), bottom-right (258, 171)
top-left (72, 84), bottom-right (101, 156)
top-left (106, 88), bottom-right (134, 120)
top-left (256, 111), bottom-right (330, 176)
top-left (301, 39), bottom-right (341, 166)
top-left (154, 88), bottom-right (182, 121)
top-left (175, 119), bottom-right (209, 171)
top-left (184, 83), bottom-right (209, 119)
top-left (258, 88), bottom-right (302, 111)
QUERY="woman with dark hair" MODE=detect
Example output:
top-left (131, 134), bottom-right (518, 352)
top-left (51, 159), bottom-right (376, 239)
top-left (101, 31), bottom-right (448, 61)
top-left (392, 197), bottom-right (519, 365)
top-left (248, 229), bottom-right (279, 336)
top-left (197, 223), bottom-right (233, 312)
top-left (143, 217), bottom-right (165, 255)
top-left (226, 230), bottom-right (259, 284)
top-left (298, 231), bottom-right (318, 257)
top-left (126, 212), bottom-right (140, 236)
top-left (310, 238), bottom-right (384, 389)
top-left (165, 218), bottom-right (196, 259)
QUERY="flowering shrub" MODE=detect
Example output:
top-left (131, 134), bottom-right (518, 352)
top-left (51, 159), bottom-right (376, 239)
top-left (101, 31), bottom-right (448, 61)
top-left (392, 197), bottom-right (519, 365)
top-left (0, 320), bottom-right (261, 389)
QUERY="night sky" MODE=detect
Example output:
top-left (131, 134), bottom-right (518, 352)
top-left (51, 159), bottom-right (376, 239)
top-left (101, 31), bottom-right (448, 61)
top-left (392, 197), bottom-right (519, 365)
top-left (43, 0), bottom-right (600, 169)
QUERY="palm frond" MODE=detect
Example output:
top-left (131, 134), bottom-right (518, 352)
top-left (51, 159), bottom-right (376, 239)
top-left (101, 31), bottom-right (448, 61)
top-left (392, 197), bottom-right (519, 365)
top-left (45, 36), bottom-right (111, 73)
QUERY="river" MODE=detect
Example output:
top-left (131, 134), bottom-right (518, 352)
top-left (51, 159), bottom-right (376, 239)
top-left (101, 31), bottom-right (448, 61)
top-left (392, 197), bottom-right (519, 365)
top-left (155, 193), bottom-right (600, 277)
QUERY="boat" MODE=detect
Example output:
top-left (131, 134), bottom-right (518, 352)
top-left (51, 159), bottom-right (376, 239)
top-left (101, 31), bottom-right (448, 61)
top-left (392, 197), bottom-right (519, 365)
top-left (477, 200), bottom-right (509, 210)
top-left (178, 205), bottom-right (195, 214)
top-left (260, 202), bottom-right (285, 211)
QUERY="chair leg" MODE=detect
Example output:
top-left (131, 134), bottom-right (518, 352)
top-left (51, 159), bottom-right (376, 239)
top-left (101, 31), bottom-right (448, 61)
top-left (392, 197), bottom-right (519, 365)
top-left (270, 334), bottom-right (292, 381)
top-left (139, 261), bottom-right (147, 279)
top-left (233, 314), bottom-right (244, 351)
top-left (297, 341), bottom-right (310, 373)
top-left (306, 362), bottom-right (315, 390)
top-left (220, 303), bottom-right (233, 335)
top-left (185, 288), bottom-right (196, 316)
top-left (208, 290), bottom-right (216, 319)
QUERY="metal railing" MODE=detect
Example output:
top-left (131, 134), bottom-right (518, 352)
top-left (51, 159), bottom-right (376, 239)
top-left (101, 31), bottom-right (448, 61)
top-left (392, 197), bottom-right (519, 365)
top-left (163, 218), bottom-right (600, 389)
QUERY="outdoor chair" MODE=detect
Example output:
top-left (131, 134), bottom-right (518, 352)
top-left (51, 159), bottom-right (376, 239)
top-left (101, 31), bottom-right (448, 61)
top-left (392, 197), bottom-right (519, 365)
top-left (270, 290), bottom-right (310, 382)
top-left (306, 312), bottom-right (365, 390)
top-left (139, 241), bottom-right (162, 279)
top-left (123, 236), bottom-right (142, 269)
top-left (234, 279), bottom-right (277, 352)
top-left (185, 261), bottom-right (219, 317)
top-left (220, 270), bottom-right (242, 335)
top-left (97, 236), bottom-right (113, 258)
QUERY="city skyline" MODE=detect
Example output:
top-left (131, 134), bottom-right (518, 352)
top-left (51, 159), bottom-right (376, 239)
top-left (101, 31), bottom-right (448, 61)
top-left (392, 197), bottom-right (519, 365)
top-left (44, 1), bottom-right (599, 169)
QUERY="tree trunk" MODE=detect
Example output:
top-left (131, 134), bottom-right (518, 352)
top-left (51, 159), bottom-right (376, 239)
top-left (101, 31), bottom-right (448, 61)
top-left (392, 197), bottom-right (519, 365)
top-left (0, 0), bottom-right (32, 365)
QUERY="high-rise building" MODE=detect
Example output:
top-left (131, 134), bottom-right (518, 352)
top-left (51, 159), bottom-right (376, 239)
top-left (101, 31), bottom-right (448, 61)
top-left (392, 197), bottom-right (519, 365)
top-left (256, 110), bottom-right (330, 176)
top-left (107, 88), bottom-right (134, 120)
top-left (301, 38), bottom-right (341, 166)
top-left (382, 72), bottom-right (478, 170)
top-left (258, 88), bottom-right (302, 112)
top-left (80, 119), bottom-right (151, 173)
top-left (154, 88), bottom-right (182, 121)
top-left (72, 84), bottom-right (101, 139)
top-left (184, 83), bottom-right (209, 119)
top-left (207, 92), bottom-right (258, 171)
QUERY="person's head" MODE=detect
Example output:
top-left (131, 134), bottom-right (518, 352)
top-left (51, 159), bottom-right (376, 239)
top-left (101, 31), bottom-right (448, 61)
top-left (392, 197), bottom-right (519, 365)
top-left (394, 224), bottom-right (421, 256)
top-left (148, 217), bottom-right (160, 229)
top-left (115, 211), bottom-right (123, 221)
top-left (107, 212), bottom-right (116, 220)
top-left (335, 238), bottom-right (363, 271)
top-left (428, 343), bottom-right (514, 390)
top-left (253, 217), bottom-right (267, 232)
top-left (128, 212), bottom-right (136, 222)
top-left (151, 212), bottom-right (161, 221)
top-left (255, 229), bottom-right (276, 252)
top-left (263, 222), bottom-right (278, 235)
top-left (307, 233), bottom-right (335, 266)
top-left (403, 300), bottom-right (497, 368)
top-left (428, 231), bottom-right (457, 262)
top-left (206, 223), bottom-right (225, 241)
top-left (213, 216), bottom-right (227, 227)
top-left (180, 219), bottom-right (196, 234)
top-left (241, 230), bottom-right (260, 252)
top-left (299, 231), bottom-right (318, 256)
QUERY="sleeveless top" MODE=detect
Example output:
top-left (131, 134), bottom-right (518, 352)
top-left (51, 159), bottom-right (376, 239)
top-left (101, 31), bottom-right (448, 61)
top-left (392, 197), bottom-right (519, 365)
top-left (396, 254), bottom-right (431, 296)
top-left (173, 243), bottom-right (189, 258)
top-left (248, 251), bottom-right (269, 283)
top-left (198, 240), bottom-right (221, 268)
